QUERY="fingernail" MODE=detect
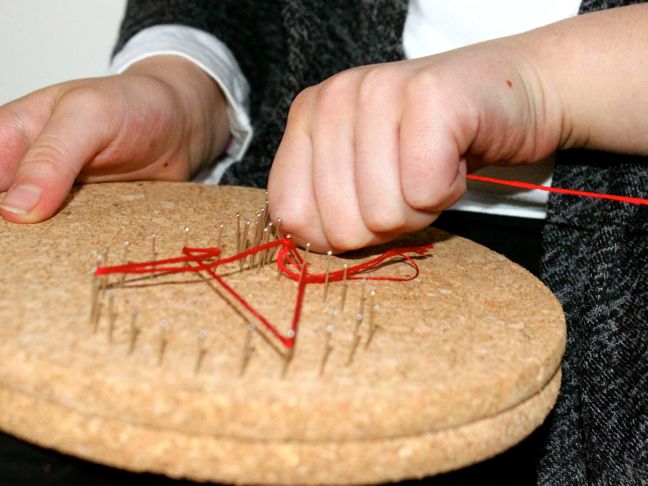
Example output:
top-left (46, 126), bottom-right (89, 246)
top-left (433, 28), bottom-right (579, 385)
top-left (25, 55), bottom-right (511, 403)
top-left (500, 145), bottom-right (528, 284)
top-left (0, 184), bottom-right (42, 215)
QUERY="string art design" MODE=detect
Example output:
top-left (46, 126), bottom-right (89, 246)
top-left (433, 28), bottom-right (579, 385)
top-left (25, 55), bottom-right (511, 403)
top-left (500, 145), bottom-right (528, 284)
top-left (94, 234), bottom-right (433, 354)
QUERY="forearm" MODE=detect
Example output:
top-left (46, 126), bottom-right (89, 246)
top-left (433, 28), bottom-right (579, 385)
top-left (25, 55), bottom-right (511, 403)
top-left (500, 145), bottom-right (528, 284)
top-left (524, 3), bottom-right (648, 155)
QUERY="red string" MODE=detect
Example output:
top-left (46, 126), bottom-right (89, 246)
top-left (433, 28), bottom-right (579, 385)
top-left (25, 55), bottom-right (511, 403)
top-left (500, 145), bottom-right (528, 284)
top-left (95, 237), bottom-right (433, 350)
top-left (467, 174), bottom-right (648, 206)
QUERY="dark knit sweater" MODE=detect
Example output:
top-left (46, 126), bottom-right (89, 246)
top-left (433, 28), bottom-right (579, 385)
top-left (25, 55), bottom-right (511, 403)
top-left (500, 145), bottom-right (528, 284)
top-left (116, 2), bottom-right (647, 484)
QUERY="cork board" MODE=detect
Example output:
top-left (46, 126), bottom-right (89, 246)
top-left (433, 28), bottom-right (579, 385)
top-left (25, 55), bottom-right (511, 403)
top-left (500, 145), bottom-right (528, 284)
top-left (0, 182), bottom-right (565, 484)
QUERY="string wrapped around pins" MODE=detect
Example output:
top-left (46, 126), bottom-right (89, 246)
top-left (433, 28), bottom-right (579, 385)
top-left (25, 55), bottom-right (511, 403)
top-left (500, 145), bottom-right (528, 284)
top-left (88, 201), bottom-right (433, 378)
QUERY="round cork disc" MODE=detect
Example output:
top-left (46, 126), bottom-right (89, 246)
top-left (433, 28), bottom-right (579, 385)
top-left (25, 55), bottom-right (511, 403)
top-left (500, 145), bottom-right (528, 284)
top-left (0, 182), bottom-right (565, 484)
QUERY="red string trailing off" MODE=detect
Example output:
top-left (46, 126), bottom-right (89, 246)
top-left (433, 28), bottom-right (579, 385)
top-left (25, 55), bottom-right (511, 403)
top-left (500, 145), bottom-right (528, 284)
top-left (95, 237), bottom-right (433, 350)
top-left (467, 174), bottom-right (648, 206)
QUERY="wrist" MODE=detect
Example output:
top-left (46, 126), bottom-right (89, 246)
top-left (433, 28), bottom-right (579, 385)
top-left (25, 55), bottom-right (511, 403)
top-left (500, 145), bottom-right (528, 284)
top-left (124, 56), bottom-right (230, 174)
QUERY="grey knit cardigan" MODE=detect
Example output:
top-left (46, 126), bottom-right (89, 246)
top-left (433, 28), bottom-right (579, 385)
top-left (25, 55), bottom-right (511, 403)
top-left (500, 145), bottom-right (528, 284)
top-left (116, 1), bottom-right (647, 484)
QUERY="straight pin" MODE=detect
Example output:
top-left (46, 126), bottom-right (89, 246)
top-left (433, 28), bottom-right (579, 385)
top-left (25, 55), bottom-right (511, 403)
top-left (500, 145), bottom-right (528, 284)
top-left (119, 241), bottom-right (130, 286)
top-left (183, 226), bottom-right (190, 248)
top-left (261, 198), bottom-right (269, 232)
top-left (216, 223), bottom-right (224, 254)
top-left (257, 228), bottom-right (269, 272)
top-left (323, 250), bottom-right (333, 302)
top-left (281, 347), bottom-right (295, 379)
top-left (235, 212), bottom-right (241, 253)
top-left (357, 278), bottom-right (368, 321)
top-left (278, 235), bottom-right (292, 281)
top-left (240, 220), bottom-right (250, 271)
top-left (127, 309), bottom-right (140, 355)
top-left (107, 291), bottom-right (117, 342)
top-left (274, 218), bottom-right (283, 239)
top-left (303, 242), bottom-right (311, 269)
top-left (346, 333), bottom-right (361, 366)
top-left (262, 222), bottom-right (274, 265)
top-left (365, 303), bottom-right (380, 350)
top-left (340, 264), bottom-right (349, 312)
top-left (89, 272), bottom-right (101, 325)
top-left (253, 211), bottom-right (263, 247)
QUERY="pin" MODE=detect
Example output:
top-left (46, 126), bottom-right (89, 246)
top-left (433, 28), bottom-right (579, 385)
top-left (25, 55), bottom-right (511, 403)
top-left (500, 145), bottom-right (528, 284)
top-left (240, 220), bottom-right (250, 271)
top-left (365, 303), bottom-right (380, 350)
top-left (260, 199), bottom-right (270, 238)
top-left (358, 278), bottom-right (368, 319)
top-left (240, 322), bottom-right (255, 377)
top-left (277, 235), bottom-right (292, 281)
top-left (216, 223), bottom-right (224, 253)
top-left (274, 218), bottom-right (283, 239)
top-left (235, 212), bottom-right (241, 253)
top-left (303, 242), bottom-right (311, 269)
top-left (253, 211), bottom-right (263, 248)
top-left (99, 247), bottom-right (110, 295)
top-left (353, 312), bottom-right (364, 335)
top-left (183, 226), bottom-right (190, 248)
top-left (150, 233), bottom-right (158, 261)
top-left (257, 228), bottom-right (270, 272)
top-left (263, 222), bottom-right (274, 265)
top-left (323, 250), bottom-right (333, 302)
top-left (127, 308), bottom-right (140, 355)
top-left (107, 291), bottom-right (117, 342)
top-left (119, 241), bottom-right (131, 286)
top-left (157, 320), bottom-right (169, 366)
top-left (281, 330), bottom-right (296, 378)
top-left (346, 333), bottom-right (361, 366)
top-left (89, 272), bottom-right (101, 326)
top-left (194, 330), bottom-right (208, 374)
top-left (319, 324), bottom-right (334, 376)
top-left (340, 264), bottom-right (349, 312)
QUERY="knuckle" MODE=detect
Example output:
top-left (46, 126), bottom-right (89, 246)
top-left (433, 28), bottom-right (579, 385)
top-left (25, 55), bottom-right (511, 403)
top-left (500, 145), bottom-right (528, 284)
top-left (315, 74), bottom-right (353, 113)
top-left (361, 203), bottom-right (407, 233)
top-left (59, 85), bottom-right (110, 118)
top-left (324, 225), bottom-right (371, 253)
top-left (287, 86), bottom-right (316, 123)
top-left (363, 211), bottom-right (406, 233)
top-left (357, 69), bottom-right (391, 110)
top-left (405, 71), bottom-right (444, 104)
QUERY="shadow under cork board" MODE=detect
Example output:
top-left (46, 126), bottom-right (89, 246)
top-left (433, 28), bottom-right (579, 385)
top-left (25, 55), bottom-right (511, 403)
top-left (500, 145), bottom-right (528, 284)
top-left (0, 182), bottom-right (564, 485)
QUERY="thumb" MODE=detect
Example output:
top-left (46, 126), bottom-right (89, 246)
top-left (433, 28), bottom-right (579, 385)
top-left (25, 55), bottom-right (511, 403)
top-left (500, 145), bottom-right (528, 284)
top-left (0, 89), bottom-right (109, 223)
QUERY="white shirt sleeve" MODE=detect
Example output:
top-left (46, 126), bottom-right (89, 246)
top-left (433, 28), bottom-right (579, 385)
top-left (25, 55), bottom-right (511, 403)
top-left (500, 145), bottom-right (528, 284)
top-left (109, 25), bottom-right (253, 184)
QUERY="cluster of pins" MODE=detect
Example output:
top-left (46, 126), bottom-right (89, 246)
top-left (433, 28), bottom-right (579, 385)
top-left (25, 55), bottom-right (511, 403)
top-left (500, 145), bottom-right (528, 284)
top-left (232, 195), bottom-right (283, 274)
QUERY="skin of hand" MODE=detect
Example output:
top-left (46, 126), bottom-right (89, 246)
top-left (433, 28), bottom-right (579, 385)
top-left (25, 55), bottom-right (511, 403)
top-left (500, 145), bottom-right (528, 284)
top-left (0, 56), bottom-right (230, 223)
top-left (268, 4), bottom-right (648, 253)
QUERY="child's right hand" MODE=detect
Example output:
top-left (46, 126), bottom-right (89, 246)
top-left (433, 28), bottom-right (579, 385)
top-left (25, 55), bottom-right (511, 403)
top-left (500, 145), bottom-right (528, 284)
top-left (0, 56), bottom-right (230, 223)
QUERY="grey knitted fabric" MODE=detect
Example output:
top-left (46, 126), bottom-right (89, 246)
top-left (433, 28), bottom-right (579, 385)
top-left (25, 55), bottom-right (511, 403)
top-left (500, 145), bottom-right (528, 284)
top-left (116, 2), bottom-right (647, 484)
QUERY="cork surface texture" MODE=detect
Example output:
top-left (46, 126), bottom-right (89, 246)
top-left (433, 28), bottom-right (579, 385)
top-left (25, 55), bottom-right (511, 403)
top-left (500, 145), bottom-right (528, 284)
top-left (0, 182), bottom-right (565, 484)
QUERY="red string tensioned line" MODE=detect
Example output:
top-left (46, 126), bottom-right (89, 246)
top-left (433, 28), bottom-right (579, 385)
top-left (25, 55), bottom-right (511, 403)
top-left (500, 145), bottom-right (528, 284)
top-left (95, 237), bottom-right (433, 350)
top-left (467, 174), bottom-right (648, 206)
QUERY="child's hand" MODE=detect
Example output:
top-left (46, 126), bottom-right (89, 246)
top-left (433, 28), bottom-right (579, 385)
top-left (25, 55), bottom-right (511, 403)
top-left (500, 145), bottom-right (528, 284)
top-left (0, 56), bottom-right (229, 223)
top-left (267, 40), bottom-right (562, 253)
top-left (267, 3), bottom-right (648, 253)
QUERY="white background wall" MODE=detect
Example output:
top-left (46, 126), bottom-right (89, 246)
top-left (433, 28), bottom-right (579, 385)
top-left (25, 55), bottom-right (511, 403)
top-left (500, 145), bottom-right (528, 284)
top-left (0, 0), bottom-right (126, 105)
